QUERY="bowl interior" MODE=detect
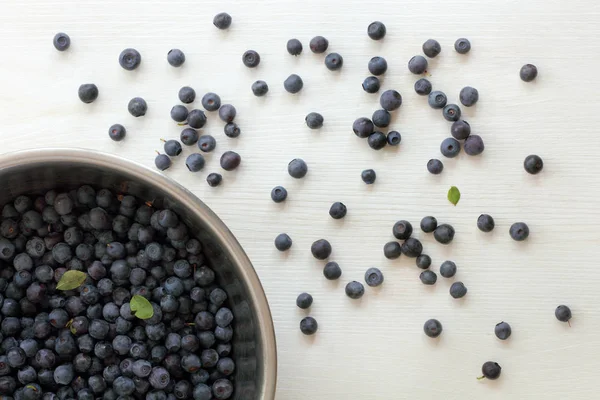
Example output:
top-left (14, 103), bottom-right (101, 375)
top-left (0, 150), bottom-right (276, 399)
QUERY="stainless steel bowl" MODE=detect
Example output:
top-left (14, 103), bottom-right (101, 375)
top-left (0, 148), bottom-right (277, 399)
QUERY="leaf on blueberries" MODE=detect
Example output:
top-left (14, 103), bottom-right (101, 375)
top-left (130, 295), bottom-right (154, 320)
top-left (448, 186), bottom-right (461, 206)
top-left (56, 270), bottom-right (87, 291)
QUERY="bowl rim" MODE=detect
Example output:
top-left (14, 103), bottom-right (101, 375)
top-left (0, 147), bottom-right (277, 399)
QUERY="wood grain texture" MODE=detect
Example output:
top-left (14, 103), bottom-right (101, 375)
top-left (2, 0), bottom-right (600, 398)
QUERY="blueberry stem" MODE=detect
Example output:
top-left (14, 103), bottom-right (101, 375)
top-left (477, 376), bottom-right (486, 380)
top-left (568, 320), bottom-right (571, 327)
top-left (177, 122), bottom-right (188, 126)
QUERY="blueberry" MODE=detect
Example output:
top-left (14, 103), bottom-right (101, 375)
top-left (416, 254), bottom-right (432, 269)
top-left (495, 322), bottom-right (512, 340)
top-left (299, 317), bottom-right (318, 335)
top-left (451, 120), bottom-right (471, 140)
top-left (54, 364), bottom-right (74, 385)
top-left (206, 173), bottom-right (223, 187)
top-left (113, 376), bottom-right (135, 396)
top-left (372, 109), bottom-right (390, 128)
top-left (216, 357), bottom-right (235, 376)
top-left (367, 21), bottom-right (386, 40)
top-left (524, 155), bottom-right (543, 174)
top-left (449, 282), bottom-right (467, 298)
top-left (197, 135), bottom-right (216, 153)
top-left (270, 186), bottom-right (287, 203)
top-left (362, 76), bottom-right (380, 93)
top-left (193, 383), bottom-right (212, 400)
top-left (454, 38), bottom-right (471, 54)
top-left (296, 293), bottom-right (313, 309)
top-left (440, 137), bottom-right (460, 158)
top-left (306, 112), bottom-right (324, 129)
top-left (419, 270), bottom-right (437, 285)
top-left (387, 131), bottom-right (401, 146)
top-left (352, 117), bottom-right (374, 138)
top-left (423, 319), bottom-right (442, 338)
top-left (464, 135), bottom-right (484, 156)
top-left (439, 261), bottom-right (457, 278)
top-left (185, 154), bottom-right (205, 172)
top-left (128, 97), bottom-right (147, 117)
top-left (428, 91), bottom-right (447, 109)
top-left (368, 132), bottom-right (387, 150)
top-left (401, 238), bottom-right (423, 258)
top-left (274, 233), bottom-right (292, 251)
top-left (555, 305), bottom-right (572, 323)
top-left (324, 53), bottom-right (343, 71)
top-left (213, 12), bottom-right (232, 29)
top-left (220, 151), bottom-right (241, 171)
top-left (311, 239), bottom-right (332, 260)
top-left (414, 78), bottom-right (432, 95)
top-left (480, 362), bottom-right (501, 380)
top-left (53, 32), bottom-right (71, 51)
top-left (242, 50), bottom-right (260, 68)
top-left (200, 348), bottom-right (218, 368)
top-left (167, 49), bottom-right (185, 67)
top-left (392, 220), bottom-right (413, 240)
top-left (477, 212), bottom-right (495, 232)
top-left (383, 242), bottom-right (401, 259)
top-left (213, 379), bottom-right (234, 400)
top-left (459, 86), bottom-right (479, 107)
top-left (178, 86), bottom-right (196, 104)
top-left (78, 84), bottom-right (99, 104)
top-left (509, 222), bottom-right (529, 241)
top-left (443, 104), bottom-right (461, 122)
top-left (286, 39), bottom-right (303, 55)
top-left (117, 47), bottom-right (142, 69)
top-left (408, 55), bottom-right (428, 74)
top-left (187, 109), bottom-right (207, 129)
top-left (434, 224), bottom-right (455, 244)
top-left (251, 80), bottom-right (269, 97)
top-left (323, 261), bottom-right (342, 280)
top-left (422, 39), bottom-right (441, 58)
top-left (180, 128), bottom-right (199, 146)
top-left (368, 57), bottom-right (387, 76)
top-left (309, 36), bottom-right (328, 53)
top-left (345, 281), bottom-right (364, 299)
top-left (154, 154), bottom-right (171, 171)
top-left (520, 64), bottom-right (538, 82)
top-left (420, 216), bottom-right (437, 233)
top-left (288, 158), bottom-right (307, 178)
top-left (170, 105), bottom-right (188, 123)
top-left (202, 93), bottom-right (221, 112)
top-left (218, 104), bottom-right (236, 122)
top-left (17, 365), bottom-right (37, 384)
top-left (107, 124), bottom-right (126, 142)
top-left (283, 74), bottom-right (303, 94)
top-left (361, 169), bottom-right (376, 184)
top-left (364, 267), bottom-right (384, 287)
top-left (380, 90), bottom-right (402, 111)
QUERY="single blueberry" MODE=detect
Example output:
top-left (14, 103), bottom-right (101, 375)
top-left (449, 282), bottom-right (467, 298)
top-left (408, 55), bottom-right (428, 74)
top-left (387, 131), bottom-right (401, 146)
top-left (423, 319), bottom-right (442, 338)
top-left (464, 135), bottom-right (484, 156)
top-left (198, 135), bottom-right (216, 153)
top-left (555, 305), bottom-right (572, 323)
top-left (372, 109), bottom-right (391, 128)
top-left (108, 124), bottom-right (126, 141)
top-left (119, 48), bottom-right (142, 71)
top-left (323, 261), bottom-right (342, 280)
top-left (288, 158), bottom-right (307, 178)
top-left (325, 53), bottom-right (343, 71)
top-left (434, 224), bottom-right (455, 244)
top-left (416, 254), bottom-right (432, 270)
top-left (220, 151), bottom-right (241, 171)
top-left (213, 12), bottom-right (232, 29)
top-left (345, 281), bottom-right (365, 299)
top-left (361, 169), bottom-right (376, 184)
top-left (454, 38), bottom-right (471, 54)
top-left (178, 86), bottom-right (196, 103)
top-left (223, 122), bottom-right (241, 138)
top-left (401, 238), bottom-right (423, 258)
top-left (367, 21), bottom-right (386, 40)
top-left (520, 64), bottom-right (538, 82)
top-left (251, 80), bottom-right (269, 96)
top-left (206, 173), bottom-right (223, 187)
top-left (419, 270), bottom-right (437, 285)
top-left (167, 49), bottom-right (185, 67)
top-left (420, 216), bottom-right (437, 233)
top-left (414, 78), bottom-right (432, 95)
top-left (495, 322), bottom-right (512, 340)
top-left (274, 233), bottom-right (292, 251)
top-left (202, 92), bottom-right (221, 112)
top-left (185, 153), bottom-right (205, 172)
top-left (163, 139), bottom-right (182, 156)
top-left (460, 86), bottom-right (479, 107)
top-left (311, 239), bottom-right (332, 260)
top-left (428, 91), bottom-right (447, 109)
top-left (383, 241), bottom-right (401, 259)
top-left (300, 317), bottom-right (318, 335)
top-left (78, 84), bottom-right (99, 104)
top-left (309, 36), bottom-right (328, 53)
top-left (284, 74), bottom-right (303, 94)
top-left (440, 137), bottom-right (460, 158)
top-left (218, 104), bottom-right (236, 122)
top-left (422, 39), bottom-right (441, 58)
top-left (368, 57), bottom-right (387, 76)
top-left (296, 293), bottom-right (313, 309)
top-left (242, 50), bottom-right (260, 68)
top-left (128, 97), bottom-right (147, 117)
top-left (180, 128), bottom-right (199, 145)
top-left (380, 90), bottom-right (402, 111)
top-left (509, 222), bottom-right (529, 241)
top-left (188, 109), bottom-right (207, 129)
top-left (53, 32), bottom-right (71, 51)
top-left (393, 220), bottom-right (413, 240)
top-left (286, 39), bottom-right (303, 56)
top-left (353, 117), bottom-right (374, 138)
top-left (270, 186), bottom-right (288, 203)
top-left (443, 104), bottom-right (462, 122)
top-left (154, 154), bottom-right (171, 171)
top-left (170, 105), bottom-right (188, 123)
top-left (368, 131), bottom-right (387, 150)
top-left (480, 362), bottom-right (501, 380)
top-left (306, 112), bottom-right (324, 129)
top-left (451, 120), bottom-right (471, 140)
top-left (524, 155), bottom-right (543, 174)
top-left (427, 159), bottom-right (444, 175)
top-left (364, 267), bottom-right (384, 287)
top-left (440, 261), bottom-right (457, 278)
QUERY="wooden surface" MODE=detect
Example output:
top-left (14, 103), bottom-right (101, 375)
top-left (2, 0), bottom-right (600, 398)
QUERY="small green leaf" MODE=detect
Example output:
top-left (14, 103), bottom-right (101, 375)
top-left (56, 270), bottom-right (87, 291)
top-left (448, 186), bottom-right (461, 206)
top-left (130, 295), bottom-right (154, 320)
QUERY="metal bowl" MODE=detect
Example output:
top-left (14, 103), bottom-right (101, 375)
top-left (0, 148), bottom-right (277, 399)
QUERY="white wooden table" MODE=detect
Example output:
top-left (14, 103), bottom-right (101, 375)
top-left (2, 0), bottom-right (600, 398)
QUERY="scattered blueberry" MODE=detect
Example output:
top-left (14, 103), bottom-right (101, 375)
top-left (108, 124), bottom-right (126, 142)
top-left (520, 64), bottom-right (538, 82)
top-left (480, 362), bottom-right (501, 380)
top-left (362, 76), bottom-right (381, 93)
top-left (361, 169), bottom-right (376, 184)
top-left (443, 104), bottom-right (462, 122)
top-left (450, 282), bottom-right (467, 298)
top-left (423, 319), bottom-right (442, 338)
top-left (119, 48), bottom-right (141, 71)
top-left (180, 128), bottom-right (199, 145)
top-left (368, 131), bottom-right (387, 150)
top-left (185, 153), bottom-right (205, 172)
top-left (202, 93), bottom-right (221, 112)
top-left (296, 293), bottom-right (313, 309)
top-left (414, 78), bottom-right (433, 95)
top-left (440, 137), bottom-right (461, 158)
top-left (206, 173), bottom-right (223, 187)
top-left (274, 233), bottom-right (292, 251)
top-left (309, 36), bottom-right (329, 54)
top-left (509, 222), bottom-right (529, 241)
top-left (53, 32), bottom-right (70, 51)
top-left (372, 109), bottom-right (391, 128)
top-left (188, 109), bottom-right (207, 128)
top-left (154, 154), bottom-right (171, 171)
top-left (427, 159), bottom-right (444, 175)
top-left (439, 261), bottom-right (457, 278)
top-left (300, 317), bottom-right (318, 335)
top-left (353, 117), bottom-right (374, 138)
top-left (401, 238), bottom-right (423, 258)
top-left (477, 214), bottom-right (495, 232)
top-left (460, 86), bottom-right (479, 107)
top-left (524, 155), bottom-right (543, 174)
top-left (345, 281), bottom-right (365, 299)
top-left (288, 158), bottom-right (308, 178)
top-left (380, 90), bottom-right (402, 111)
top-left (408, 55), bottom-right (428, 74)
top-left (387, 131), bottom-right (401, 146)
top-left (464, 135), bottom-right (484, 156)
top-left (422, 39), bottom-right (441, 58)
top-left (368, 57), bottom-right (388, 76)
top-left (163, 139), bottom-right (182, 156)
top-left (78, 84), bottom-right (99, 104)
top-left (364, 267), bottom-right (384, 287)
top-left (128, 97), bottom-right (147, 117)
top-left (224, 122), bottom-right (241, 138)
top-left (451, 120), bottom-right (471, 140)
top-left (170, 105), bottom-right (189, 123)
top-left (242, 50), bottom-right (260, 68)
top-left (495, 322), bottom-right (512, 340)
top-left (198, 135), bottom-right (217, 153)
top-left (251, 80), bottom-right (269, 96)
top-left (306, 112), bottom-right (324, 129)
top-left (311, 239), bottom-right (332, 260)
top-left (434, 224), bottom-right (455, 244)
top-left (416, 254), bottom-right (432, 270)
top-left (178, 86), bottom-right (196, 104)
top-left (325, 53), bottom-right (343, 71)
top-left (323, 262), bottom-right (342, 280)
top-left (167, 49), bottom-right (185, 67)
top-left (555, 305), bottom-right (572, 323)
top-left (329, 202), bottom-right (347, 219)
top-left (213, 12), bottom-right (232, 29)
top-left (383, 241), bottom-right (401, 259)
top-left (454, 38), bottom-right (471, 54)
top-left (428, 91), bottom-right (447, 109)
top-left (284, 74), bottom-right (303, 94)
top-left (286, 39), bottom-right (303, 56)
top-left (367, 21), bottom-right (386, 40)
top-left (393, 220), bottom-right (413, 240)
top-left (220, 151), bottom-right (241, 171)
top-left (420, 216), bottom-right (438, 233)
top-left (271, 186), bottom-right (288, 203)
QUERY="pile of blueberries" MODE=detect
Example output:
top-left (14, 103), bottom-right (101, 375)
top-left (0, 185), bottom-right (236, 399)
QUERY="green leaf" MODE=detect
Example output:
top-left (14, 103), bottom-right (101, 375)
top-left (130, 295), bottom-right (154, 320)
top-left (448, 186), bottom-right (461, 206)
top-left (56, 270), bottom-right (87, 291)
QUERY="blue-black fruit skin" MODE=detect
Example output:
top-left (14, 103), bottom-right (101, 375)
top-left (439, 261), bottom-right (457, 278)
top-left (451, 120), bottom-right (471, 140)
top-left (284, 74), bottom-right (303, 94)
top-left (206, 173), bottom-right (223, 187)
top-left (329, 202), bottom-right (347, 219)
top-left (415, 78), bottom-right (432, 95)
top-left (555, 305), bottom-right (572, 322)
top-left (408, 56), bottom-right (428, 74)
top-left (422, 39), bottom-right (441, 58)
top-left (372, 109), bottom-right (391, 128)
top-left (128, 97), bottom-right (147, 117)
top-left (251, 80), bottom-right (269, 97)
top-left (305, 112), bottom-right (324, 129)
top-left (368, 57), bottom-right (388, 76)
top-left (288, 158), bottom-right (308, 178)
top-left (325, 53), bottom-right (343, 71)
top-left (401, 238), bottom-right (423, 258)
top-left (362, 76), bottom-right (381, 93)
top-left (286, 39), bottom-right (303, 56)
top-left (78, 84), bottom-right (99, 104)
top-left (299, 317), bottom-right (318, 335)
top-left (323, 262), bottom-right (342, 280)
top-left (393, 220), bottom-right (413, 240)
top-left (242, 50), bottom-right (260, 68)
top-left (383, 242), bottom-right (401, 259)
top-left (454, 38), bottom-right (471, 54)
top-left (494, 322), bottom-right (512, 340)
top-left (167, 49), bottom-right (185, 67)
top-left (387, 131), bottom-right (401, 146)
top-left (178, 86), bottom-right (196, 104)
top-left (460, 86), bottom-right (479, 107)
top-left (309, 36), bottom-right (329, 54)
top-left (428, 91), bottom-right (447, 109)
top-left (218, 104), bottom-right (235, 122)
top-left (274, 233), bottom-right (292, 251)
top-left (509, 222), bottom-right (529, 241)
top-left (53, 32), bottom-right (71, 51)
top-left (213, 12), bottom-right (232, 29)
top-left (464, 135), bottom-right (484, 156)
top-left (345, 281), bottom-right (365, 299)
top-left (481, 362), bottom-right (502, 380)
top-left (119, 48), bottom-right (142, 71)
top-left (440, 137), bottom-right (461, 158)
top-left (270, 186), bottom-right (288, 203)
top-left (450, 282), bottom-right (467, 298)
top-left (420, 216), bottom-right (438, 233)
top-left (202, 93), bottom-right (221, 112)
top-left (197, 135), bottom-right (216, 153)
top-left (427, 159), bottom-right (444, 175)
top-left (364, 267), bottom-right (384, 287)
top-left (380, 90), bottom-right (402, 111)
top-left (419, 270), bottom-right (437, 285)
top-left (443, 104), bottom-right (462, 122)
top-left (367, 21), bottom-right (386, 40)
top-left (220, 151), bottom-right (241, 171)
top-left (524, 155), bottom-right (543, 174)
top-left (311, 239), bottom-right (332, 260)
top-left (296, 293), bottom-right (313, 309)
top-left (416, 254), bottom-right (431, 270)
top-left (423, 319), bottom-right (442, 338)
top-left (520, 64), bottom-right (538, 82)
top-left (368, 132), bottom-right (387, 150)
top-left (361, 169), bottom-right (376, 184)
top-left (434, 224), bottom-right (455, 244)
